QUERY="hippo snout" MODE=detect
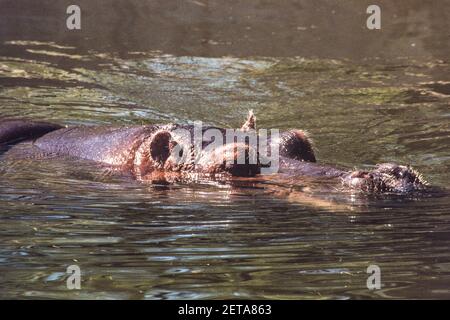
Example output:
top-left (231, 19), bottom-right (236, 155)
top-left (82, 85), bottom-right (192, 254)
top-left (342, 163), bottom-right (427, 193)
top-left (374, 163), bottom-right (427, 192)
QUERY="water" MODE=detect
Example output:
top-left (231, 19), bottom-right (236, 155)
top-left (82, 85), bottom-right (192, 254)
top-left (0, 1), bottom-right (450, 299)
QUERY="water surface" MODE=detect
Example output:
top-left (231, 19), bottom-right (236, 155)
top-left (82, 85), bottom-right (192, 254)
top-left (0, 1), bottom-right (450, 299)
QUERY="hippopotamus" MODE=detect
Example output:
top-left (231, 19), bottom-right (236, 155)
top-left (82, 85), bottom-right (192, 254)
top-left (0, 112), bottom-right (427, 193)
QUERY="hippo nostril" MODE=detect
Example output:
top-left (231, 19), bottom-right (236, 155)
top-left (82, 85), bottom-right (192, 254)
top-left (150, 131), bottom-right (171, 165)
top-left (392, 167), bottom-right (405, 178)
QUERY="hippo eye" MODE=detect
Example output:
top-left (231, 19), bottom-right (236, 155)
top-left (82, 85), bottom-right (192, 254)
top-left (150, 131), bottom-right (172, 165)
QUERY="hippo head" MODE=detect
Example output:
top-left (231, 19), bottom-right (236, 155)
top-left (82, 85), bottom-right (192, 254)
top-left (342, 163), bottom-right (427, 193)
top-left (134, 122), bottom-right (260, 178)
top-left (194, 110), bottom-right (260, 177)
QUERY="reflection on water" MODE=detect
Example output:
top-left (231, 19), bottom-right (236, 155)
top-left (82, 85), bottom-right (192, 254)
top-left (0, 39), bottom-right (449, 299)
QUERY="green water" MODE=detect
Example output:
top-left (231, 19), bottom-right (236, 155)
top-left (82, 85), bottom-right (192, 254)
top-left (0, 1), bottom-right (450, 299)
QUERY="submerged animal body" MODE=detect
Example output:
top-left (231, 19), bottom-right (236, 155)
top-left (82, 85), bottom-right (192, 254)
top-left (0, 113), bottom-right (426, 193)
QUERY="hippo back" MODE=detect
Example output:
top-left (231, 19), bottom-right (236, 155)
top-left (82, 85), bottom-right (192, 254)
top-left (0, 119), bottom-right (62, 145)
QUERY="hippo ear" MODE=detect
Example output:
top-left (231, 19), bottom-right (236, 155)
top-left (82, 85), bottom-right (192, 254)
top-left (149, 131), bottom-right (172, 166)
top-left (280, 130), bottom-right (316, 162)
top-left (241, 110), bottom-right (256, 131)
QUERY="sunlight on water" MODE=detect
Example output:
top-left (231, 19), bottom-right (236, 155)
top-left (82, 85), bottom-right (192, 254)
top-left (0, 40), bottom-right (449, 299)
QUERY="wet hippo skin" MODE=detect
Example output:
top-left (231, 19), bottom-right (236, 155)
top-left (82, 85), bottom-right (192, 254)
top-left (0, 119), bottom-right (62, 144)
top-left (0, 113), bottom-right (427, 193)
